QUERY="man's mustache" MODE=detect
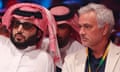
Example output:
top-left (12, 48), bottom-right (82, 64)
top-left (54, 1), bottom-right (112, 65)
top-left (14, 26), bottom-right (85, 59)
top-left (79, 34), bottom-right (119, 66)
top-left (15, 32), bottom-right (25, 38)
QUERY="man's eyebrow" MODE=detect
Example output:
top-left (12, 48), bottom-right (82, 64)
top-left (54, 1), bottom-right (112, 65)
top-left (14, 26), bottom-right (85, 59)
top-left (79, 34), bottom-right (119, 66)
top-left (78, 23), bottom-right (93, 27)
top-left (78, 23), bottom-right (89, 26)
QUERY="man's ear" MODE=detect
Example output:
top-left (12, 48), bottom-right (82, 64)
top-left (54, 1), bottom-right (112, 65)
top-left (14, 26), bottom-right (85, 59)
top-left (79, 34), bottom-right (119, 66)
top-left (103, 23), bottom-right (109, 36)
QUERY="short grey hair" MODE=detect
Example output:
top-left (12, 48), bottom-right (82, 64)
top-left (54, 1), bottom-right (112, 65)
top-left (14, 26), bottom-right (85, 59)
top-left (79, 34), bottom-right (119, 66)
top-left (78, 3), bottom-right (115, 30)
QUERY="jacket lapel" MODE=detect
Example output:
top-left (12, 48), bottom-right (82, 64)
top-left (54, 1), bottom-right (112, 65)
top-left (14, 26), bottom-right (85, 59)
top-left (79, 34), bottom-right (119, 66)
top-left (73, 42), bottom-right (120, 72)
top-left (105, 42), bottom-right (120, 72)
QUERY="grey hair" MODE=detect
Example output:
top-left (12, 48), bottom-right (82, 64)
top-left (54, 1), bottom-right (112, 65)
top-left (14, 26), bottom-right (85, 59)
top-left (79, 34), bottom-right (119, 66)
top-left (78, 3), bottom-right (115, 30)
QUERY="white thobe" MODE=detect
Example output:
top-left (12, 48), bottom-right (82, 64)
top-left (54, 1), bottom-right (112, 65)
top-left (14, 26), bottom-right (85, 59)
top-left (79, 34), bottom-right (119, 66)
top-left (0, 36), bottom-right (54, 72)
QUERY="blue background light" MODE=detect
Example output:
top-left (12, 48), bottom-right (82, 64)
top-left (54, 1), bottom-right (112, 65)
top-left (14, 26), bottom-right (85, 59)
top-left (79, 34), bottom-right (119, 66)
top-left (0, 0), bottom-right (3, 9)
top-left (18, 0), bottom-right (52, 8)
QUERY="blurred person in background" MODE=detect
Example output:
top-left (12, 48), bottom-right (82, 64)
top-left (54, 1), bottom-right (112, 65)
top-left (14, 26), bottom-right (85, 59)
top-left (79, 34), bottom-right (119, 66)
top-left (0, 11), bottom-right (9, 37)
top-left (0, 25), bottom-right (9, 37)
top-left (49, 4), bottom-right (84, 72)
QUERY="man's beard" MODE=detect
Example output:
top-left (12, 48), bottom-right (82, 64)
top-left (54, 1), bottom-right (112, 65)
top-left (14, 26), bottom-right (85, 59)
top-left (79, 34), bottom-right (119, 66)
top-left (10, 32), bottom-right (41, 49)
top-left (57, 36), bottom-right (69, 48)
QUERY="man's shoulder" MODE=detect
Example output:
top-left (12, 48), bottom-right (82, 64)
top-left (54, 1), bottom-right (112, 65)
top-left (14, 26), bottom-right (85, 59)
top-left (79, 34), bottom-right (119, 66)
top-left (35, 50), bottom-right (54, 65)
top-left (36, 50), bottom-right (53, 60)
top-left (0, 35), bottom-right (10, 44)
top-left (70, 40), bottom-right (85, 48)
top-left (109, 42), bottom-right (120, 53)
top-left (65, 47), bottom-right (86, 62)
top-left (71, 40), bottom-right (82, 45)
top-left (0, 35), bottom-right (9, 40)
top-left (39, 50), bottom-right (50, 56)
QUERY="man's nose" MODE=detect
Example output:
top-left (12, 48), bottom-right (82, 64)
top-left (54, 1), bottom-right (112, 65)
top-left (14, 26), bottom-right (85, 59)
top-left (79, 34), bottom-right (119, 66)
top-left (79, 27), bottom-right (85, 35)
top-left (17, 25), bottom-right (24, 33)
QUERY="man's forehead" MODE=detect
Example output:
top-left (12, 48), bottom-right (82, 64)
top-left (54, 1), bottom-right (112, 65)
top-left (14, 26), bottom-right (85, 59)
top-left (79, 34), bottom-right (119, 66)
top-left (79, 11), bottom-right (97, 24)
top-left (80, 11), bottom-right (96, 18)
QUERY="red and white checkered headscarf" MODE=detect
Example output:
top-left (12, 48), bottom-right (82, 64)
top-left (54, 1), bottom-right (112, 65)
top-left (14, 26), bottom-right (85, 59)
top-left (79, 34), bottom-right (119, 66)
top-left (2, 3), bottom-right (61, 64)
top-left (49, 4), bottom-right (81, 43)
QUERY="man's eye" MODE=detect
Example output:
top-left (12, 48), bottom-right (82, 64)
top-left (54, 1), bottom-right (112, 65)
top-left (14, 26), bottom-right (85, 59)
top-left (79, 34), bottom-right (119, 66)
top-left (85, 26), bottom-right (90, 28)
top-left (78, 24), bottom-right (82, 28)
top-left (84, 25), bottom-right (92, 29)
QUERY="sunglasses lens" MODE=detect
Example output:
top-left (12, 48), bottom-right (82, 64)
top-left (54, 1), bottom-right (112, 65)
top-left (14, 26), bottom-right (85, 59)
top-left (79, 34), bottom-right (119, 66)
top-left (11, 20), bottom-right (20, 28)
top-left (11, 20), bottom-right (35, 30)
top-left (22, 22), bottom-right (34, 30)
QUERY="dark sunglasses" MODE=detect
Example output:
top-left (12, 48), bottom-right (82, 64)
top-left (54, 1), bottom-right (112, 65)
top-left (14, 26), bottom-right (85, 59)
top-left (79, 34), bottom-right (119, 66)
top-left (10, 19), bottom-right (35, 30)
